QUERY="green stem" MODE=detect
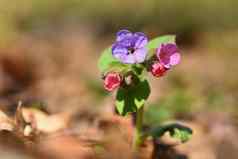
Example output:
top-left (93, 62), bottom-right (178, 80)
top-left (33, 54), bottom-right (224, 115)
top-left (132, 106), bottom-right (144, 152)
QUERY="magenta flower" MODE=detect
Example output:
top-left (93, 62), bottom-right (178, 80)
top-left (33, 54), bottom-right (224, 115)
top-left (104, 72), bottom-right (122, 91)
top-left (112, 30), bottom-right (148, 64)
top-left (156, 43), bottom-right (181, 69)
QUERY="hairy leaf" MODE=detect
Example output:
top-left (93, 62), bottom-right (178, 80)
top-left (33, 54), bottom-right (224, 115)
top-left (115, 80), bottom-right (150, 116)
top-left (149, 123), bottom-right (192, 143)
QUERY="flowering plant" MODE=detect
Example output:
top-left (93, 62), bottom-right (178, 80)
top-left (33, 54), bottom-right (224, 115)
top-left (98, 30), bottom-right (192, 152)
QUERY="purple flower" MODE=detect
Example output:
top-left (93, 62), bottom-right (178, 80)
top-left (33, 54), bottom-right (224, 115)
top-left (156, 43), bottom-right (181, 69)
top-left (112, 30), bottom-right (148, 64)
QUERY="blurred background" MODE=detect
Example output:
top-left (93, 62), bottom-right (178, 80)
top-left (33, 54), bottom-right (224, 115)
top-left (0, 0), bottom-right (237, 159)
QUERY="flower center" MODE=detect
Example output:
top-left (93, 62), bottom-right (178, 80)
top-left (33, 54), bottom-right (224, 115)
top-left (128, 48), bottom-right (135, 54)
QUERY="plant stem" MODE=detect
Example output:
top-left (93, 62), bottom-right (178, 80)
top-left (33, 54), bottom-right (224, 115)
top-left (132, 106), bottom-right (144, 152)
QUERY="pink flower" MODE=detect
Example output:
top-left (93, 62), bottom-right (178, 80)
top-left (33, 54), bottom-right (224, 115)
top-left (156, 43), bottom-right (181, 69)
top-left (104, 72), bottom-right (122, 91)
top-left (151, 62), bottom-right (168, 77)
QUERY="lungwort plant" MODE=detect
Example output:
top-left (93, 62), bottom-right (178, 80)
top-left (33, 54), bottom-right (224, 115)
top-left (98, 29), bottom-right (192, 152)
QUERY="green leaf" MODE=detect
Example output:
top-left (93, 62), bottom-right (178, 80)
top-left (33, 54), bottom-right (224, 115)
top-left (146, 35), bottom-right (176, 50)
top-left (133, 80), bottom-right (150, 109)
top-left (98, 47), bottom-right (121, 73)
top-left (106, 62), bottom-right (131, 74)
top-left (115, 90), bottom-right (137, 115)
top-left (171, 128), bottom-right (192, 143)
top-left (115, 80), bottom-right (150, 116)
top-left (149, 123), bottom-right (192, 143)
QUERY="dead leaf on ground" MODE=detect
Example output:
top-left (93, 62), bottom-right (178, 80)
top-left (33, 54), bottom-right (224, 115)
top-left (38, 134), bottom-right (95, 159)
top-left (21, 107), bottom-right (70, 134)
top-left (0, 108), bottom-right (14, 131)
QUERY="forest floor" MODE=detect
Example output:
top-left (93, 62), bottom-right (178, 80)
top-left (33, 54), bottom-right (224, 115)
top-left (0, 29), bottom-right (237, 159)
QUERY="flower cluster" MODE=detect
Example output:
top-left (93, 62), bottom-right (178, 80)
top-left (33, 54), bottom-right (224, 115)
top-left (103, 29), bottom-right (181, 91)
top-left (99, 30), bottom-right (192, 152)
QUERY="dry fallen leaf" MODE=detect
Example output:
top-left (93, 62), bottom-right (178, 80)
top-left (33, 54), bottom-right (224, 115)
top-left (24, 125), bottom-right (33, 137)
top-left (38, 135), bottom-right (95, 159)
top-left (14, 103), bottom-right (28, 133)
top-left (0, 109), bottom-right (14, 131)
top-left (22, 107), bottom-right (70, 134)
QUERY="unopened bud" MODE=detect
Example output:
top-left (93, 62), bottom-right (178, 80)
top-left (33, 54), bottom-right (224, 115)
top-left (104, 72), bottom-right (122, 91)
top-left (151, 62), bottom-right (167, 77)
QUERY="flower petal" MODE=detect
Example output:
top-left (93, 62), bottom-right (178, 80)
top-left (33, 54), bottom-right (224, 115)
top-left (122, 54), bottom-right (136, 64)
top-left (165, 43), bottom-right (178, 55)
top-left (116, 30), bottom-right (133, 42)
top-left (157, 44), bottom-right (170, 67)
top-left (170, 52), bottom-right (181, 66)
top-left (156, 44), bottom-right (164, 58)
top-left (156, 43), bottom-right (180, 68)
top-left (134, 32), bottom-right (148, 49)
top-left (118, 36), bottom-right (134, 48)
top-left (133, 47), bottom-right (147, 63)
top-left (112, 43), bottom-right (136, 64)
top-left (112, 43), bottom-right (128, 57)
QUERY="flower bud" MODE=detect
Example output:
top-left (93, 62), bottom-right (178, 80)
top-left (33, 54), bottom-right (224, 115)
top-left (104, 72), bottom-right (122, 91)
top-left (124, 74), bottom-right (133, 85)
top-left (151, 62), bottom-right (167, 77)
